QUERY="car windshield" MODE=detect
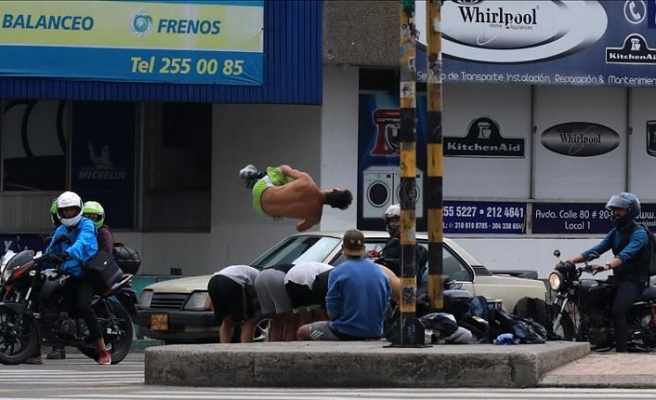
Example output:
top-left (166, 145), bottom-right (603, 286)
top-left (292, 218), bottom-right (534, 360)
top-left (250, 235), bottom-right (341, 269)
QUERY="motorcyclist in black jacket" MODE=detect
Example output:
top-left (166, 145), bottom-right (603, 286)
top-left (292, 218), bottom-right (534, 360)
top-left (563, 192), bottom-right (649, 352)
top-left (377, 204), bottom-right (428, 286)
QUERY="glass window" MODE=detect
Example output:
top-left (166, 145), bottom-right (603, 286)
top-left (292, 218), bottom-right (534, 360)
top-left (142, 102), bottom-right (211, 231)
top-left (1, 100), bottom-right (68, 191)
top-left (251, 236), bottom-right (342, 269)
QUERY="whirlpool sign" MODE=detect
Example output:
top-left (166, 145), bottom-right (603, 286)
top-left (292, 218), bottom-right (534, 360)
top-left (0, 0), bottom-right (264, 85)
top-left (416, 0), bottom-right (656, 87)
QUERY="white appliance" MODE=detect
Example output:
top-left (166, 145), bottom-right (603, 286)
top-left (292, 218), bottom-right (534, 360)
top-left (362, 166), bottom-right (396, 218)
top-left (362, 166), bottom-right (424, 219)
top-left (393, 169), bottom-right (424, 219)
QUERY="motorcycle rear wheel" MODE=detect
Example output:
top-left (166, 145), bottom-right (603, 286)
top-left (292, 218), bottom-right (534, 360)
top-left (77, 300), bottom-right (133, 364)
top-left (550, 305), bottom-right (576, 341)
top-left (0, 305), bottom-right (39, 365)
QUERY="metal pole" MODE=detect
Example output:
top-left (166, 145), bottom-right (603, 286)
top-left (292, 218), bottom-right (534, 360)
top-left (392, 0), bottom-right (423, 346)
top-left (426, 0), bottom-right (444, 311)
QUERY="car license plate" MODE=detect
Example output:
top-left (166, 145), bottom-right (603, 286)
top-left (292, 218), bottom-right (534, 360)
top-left (151, 313), bottom-right (168, 331)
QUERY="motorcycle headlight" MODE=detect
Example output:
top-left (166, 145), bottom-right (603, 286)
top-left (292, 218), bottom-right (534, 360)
top-left (549, 271), bottom-right (564, 292)
top-left (184, 291), bottom-right (211, 311)
top-left (138, 290), bottom-right (153, 308)
top-left (2, 266), bottom-right (13, 283)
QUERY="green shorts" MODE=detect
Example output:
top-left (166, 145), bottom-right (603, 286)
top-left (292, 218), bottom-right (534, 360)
top-left (251, 167), bottom-right (294, 219)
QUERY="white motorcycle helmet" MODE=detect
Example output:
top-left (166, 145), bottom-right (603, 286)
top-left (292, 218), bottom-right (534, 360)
top-left (383, 204), bottom-right (401, 236)
top-left (55, 191), bottom-right (84, 227)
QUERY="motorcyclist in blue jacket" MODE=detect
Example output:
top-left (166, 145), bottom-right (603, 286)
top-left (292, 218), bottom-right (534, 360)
top-left (41, 191), bottom-right (112, 365)
top-left (564, 192), bottom-right (649, 353)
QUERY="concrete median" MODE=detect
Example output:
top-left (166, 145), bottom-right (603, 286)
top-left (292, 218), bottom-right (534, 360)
top-left (145, 341), bottom-right (590, 388)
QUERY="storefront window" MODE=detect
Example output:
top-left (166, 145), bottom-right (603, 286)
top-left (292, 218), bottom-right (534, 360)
top-left (142, 102), bottom-right (211, 231)
top-left (1, 100), bottom-right (68, 191)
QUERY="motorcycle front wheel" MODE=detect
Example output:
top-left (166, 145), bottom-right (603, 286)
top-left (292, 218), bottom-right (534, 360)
top-left (77, 300), bottom-right (134, 364)
top-left (0, 305), bottom-right (39, 365)
top-left (550, 304), bottom-right (576, 341)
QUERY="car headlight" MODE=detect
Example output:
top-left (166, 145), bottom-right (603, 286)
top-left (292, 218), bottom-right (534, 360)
top-left (548, 271), bottom-right (563, 292)
top-left (138, 290), bottom-right (153, 308)
top-left (184, 291), bottom-right (211, 310)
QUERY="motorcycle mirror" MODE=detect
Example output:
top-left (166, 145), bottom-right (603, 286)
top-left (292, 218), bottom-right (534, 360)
top-left (587, 252), bottom-right (600, 261)
top-left (553, 250), bottom-right (561, 258)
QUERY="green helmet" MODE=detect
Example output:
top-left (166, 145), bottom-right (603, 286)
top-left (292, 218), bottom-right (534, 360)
top-left (82, 201), bottom-right (105, 229)
top-left (50, 200), bottom-right (60, 227)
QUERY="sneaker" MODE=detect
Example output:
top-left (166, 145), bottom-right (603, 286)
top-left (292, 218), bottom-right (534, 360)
top-left (239, 165), bottom-right (264, 188)
top-left (239, 164), bottom-right (258, 180)
top-left (97, 352), bottom-right (112, 365)
top-left (46, 344), bottom-right (66, 360)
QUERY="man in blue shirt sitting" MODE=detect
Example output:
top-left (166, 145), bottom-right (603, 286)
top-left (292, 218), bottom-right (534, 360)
top-left (296, 229), bottom-right (391, 341)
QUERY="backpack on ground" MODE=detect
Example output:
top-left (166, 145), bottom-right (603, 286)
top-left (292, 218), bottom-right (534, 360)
top-left (489, 308), bottom-right (548, 344)
top-left (513, 296), bottom-right (552, 336)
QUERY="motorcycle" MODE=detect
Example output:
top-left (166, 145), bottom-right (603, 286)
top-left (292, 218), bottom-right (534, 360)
top-left (0, 248), bottom-right (137, 365)
top-left (549, 249), bottom-right (656, 351)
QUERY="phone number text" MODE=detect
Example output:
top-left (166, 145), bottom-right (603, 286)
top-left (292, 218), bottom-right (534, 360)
top-left (443, 205), bottom-right (525, 219)
top-left (130, 56), bottom-right (245, 76)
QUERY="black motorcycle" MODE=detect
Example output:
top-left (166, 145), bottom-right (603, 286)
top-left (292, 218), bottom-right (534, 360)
top-left (0, 249), bottom-right (137, 365)
top-left (549, 250), bottom-right (656, 351)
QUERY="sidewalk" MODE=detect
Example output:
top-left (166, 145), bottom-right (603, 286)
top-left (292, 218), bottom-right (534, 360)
top-left (539, 352), bottom-right (656, 388)
top-left (145, 341), bottom-right (590, 388)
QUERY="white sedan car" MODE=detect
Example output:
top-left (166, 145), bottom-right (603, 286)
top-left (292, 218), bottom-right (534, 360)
top-left (135, 231), bottom-right (547, 343)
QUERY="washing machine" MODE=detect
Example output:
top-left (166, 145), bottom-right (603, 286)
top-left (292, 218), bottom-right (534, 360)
top-left (362, 165), bottom-right (397, 218)
top-left (393, 169), bottom-right (423, 218)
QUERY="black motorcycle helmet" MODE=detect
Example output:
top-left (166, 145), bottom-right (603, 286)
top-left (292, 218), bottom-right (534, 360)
top-left (605, 192), bottom-right (641, 228)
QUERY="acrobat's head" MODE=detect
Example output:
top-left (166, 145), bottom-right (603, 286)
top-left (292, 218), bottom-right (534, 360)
top-left (324, 188), bottom-right (353, 210)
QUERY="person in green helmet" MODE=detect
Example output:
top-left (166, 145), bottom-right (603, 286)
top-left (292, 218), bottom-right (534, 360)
top-left (82, 201), bottom-right (114, 254)
top-left (50, 200), bottom-right (61, 228)
top-left (45, 200), bottom-right (115, 362)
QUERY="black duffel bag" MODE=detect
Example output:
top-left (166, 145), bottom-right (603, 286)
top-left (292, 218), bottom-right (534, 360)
top-left (113, 243), bottom-right (141, 275)
top-left (85, 250), bottom-right (124, 291)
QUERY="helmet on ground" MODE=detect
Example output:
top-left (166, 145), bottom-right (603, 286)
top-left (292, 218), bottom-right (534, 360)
top-left (605, 192), bottom-right (640, 228)
top-left (55, 191), bottom-right (84, 227)
top-left (83, 201), bottom-right (105, 229)
top-left (383, 204), bottom-right (401, 236)
top-left (50, 200), bottom-right (61, 227)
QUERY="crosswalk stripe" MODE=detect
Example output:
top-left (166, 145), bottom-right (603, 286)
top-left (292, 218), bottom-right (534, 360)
top-left (45, 388), bottom-right (656, 400)
top-left (0, 368), bottom-right (143, 387)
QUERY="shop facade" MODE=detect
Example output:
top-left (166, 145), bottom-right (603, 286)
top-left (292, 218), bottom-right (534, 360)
top-left (2, 0), bottom-right (656, 279)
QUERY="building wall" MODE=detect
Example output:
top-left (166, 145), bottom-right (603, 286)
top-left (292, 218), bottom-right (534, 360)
top-left (319, 65), bottom-right (360, 230)
top-left (209, 103), bottom-right (322, 271)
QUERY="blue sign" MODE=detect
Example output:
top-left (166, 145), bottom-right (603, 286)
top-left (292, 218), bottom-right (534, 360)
top-left (444, 201), bottom-right (526, 234)
top-left (71, 102), bottom-right (136, 229)
top-left (532, 203), bottom-right (656, 234)
top-left (357, 93), bottom-right (429, 231)
top-left (0, 1), bottom-right (264, 85)
top-left (417, 1), bottom-right (656, 87)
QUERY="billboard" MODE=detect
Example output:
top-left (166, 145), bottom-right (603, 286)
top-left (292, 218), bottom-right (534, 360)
top-left (0, 0), bottom-right (264, 85)
top-left (415, 0), bottom-right (656, 87)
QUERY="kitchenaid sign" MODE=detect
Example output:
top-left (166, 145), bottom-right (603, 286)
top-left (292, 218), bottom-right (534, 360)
top-left (442, 0), bottom-right (608, 63)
